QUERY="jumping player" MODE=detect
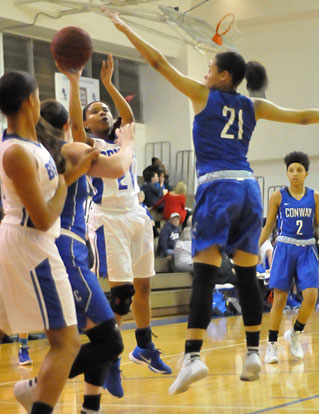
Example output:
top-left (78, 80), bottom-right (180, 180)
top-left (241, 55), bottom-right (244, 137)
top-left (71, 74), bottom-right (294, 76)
top-left (104, 9), bottom-right (319, 393)
top-left (59, 54), bottom-right (171, 398)
top-left (0, 71), bottom-right (81, 414)
top-left (260, 151), bottom-right (319, 364)
top-left (40, 100), bottom-right (135, 413)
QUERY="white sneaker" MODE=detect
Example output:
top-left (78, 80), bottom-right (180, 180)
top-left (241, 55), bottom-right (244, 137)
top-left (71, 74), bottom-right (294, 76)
top-left (14, 378), bottom-right (37, 414)
top-left (284, 329), bottom-right (303, 359)
top-left (240, 352), bottom-right (262, 381)
top-left (81, 409), bottom-right (102, 414)
top-left (265, 342), bottom-right (279, 364)
top-left (168, 353), bottom-right (209, 395)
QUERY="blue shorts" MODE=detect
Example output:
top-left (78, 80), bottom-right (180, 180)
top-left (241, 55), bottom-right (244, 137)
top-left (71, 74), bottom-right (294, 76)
top-left (56, 234), bottom-right (114, 330)
top-left (269, 241), bottom-right (319, 292)
top-left (192, 179), bottom-right (262, 257)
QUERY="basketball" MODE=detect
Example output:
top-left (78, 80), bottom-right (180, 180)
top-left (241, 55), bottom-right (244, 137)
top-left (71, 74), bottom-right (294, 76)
top-left (50, 26), bottom-right (93, 70)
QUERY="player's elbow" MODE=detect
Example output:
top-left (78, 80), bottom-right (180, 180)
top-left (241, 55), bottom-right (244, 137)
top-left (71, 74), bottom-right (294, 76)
top-left (150, 54), bottom-right (167, 73)
top-left (32, 217), bottom-right (52, 232)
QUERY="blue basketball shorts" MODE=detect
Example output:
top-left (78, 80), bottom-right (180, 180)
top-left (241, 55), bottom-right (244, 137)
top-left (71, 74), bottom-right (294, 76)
top-left (56, 234), bottom-right (114, 330)
top-left (269, 241), bottom-right (319, 292)
top-left (192, 178), bottom-right (263, 257)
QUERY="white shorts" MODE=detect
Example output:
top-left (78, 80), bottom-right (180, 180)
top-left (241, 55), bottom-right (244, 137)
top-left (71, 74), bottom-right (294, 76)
top-left (0, 223), bottom-right (77, 335)
top-left (88, 204), bottom-right (155, 282)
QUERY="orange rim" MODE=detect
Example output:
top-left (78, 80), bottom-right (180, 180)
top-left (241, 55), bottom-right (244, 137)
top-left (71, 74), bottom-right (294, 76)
top-left (212, 13), bottom-right (235, 44)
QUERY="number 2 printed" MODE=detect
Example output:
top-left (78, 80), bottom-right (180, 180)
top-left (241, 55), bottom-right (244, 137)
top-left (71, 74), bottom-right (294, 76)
top-left (296, 220), bottom-right (303, 235)
top-left (220, 106), bottom-right (243, 140)
top-left (117, 165), bottom-right (135, 191)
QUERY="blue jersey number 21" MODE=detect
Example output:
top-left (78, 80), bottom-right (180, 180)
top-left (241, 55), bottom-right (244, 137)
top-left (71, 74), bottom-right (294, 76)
top-left (221, 106), bottom-right (244, 140)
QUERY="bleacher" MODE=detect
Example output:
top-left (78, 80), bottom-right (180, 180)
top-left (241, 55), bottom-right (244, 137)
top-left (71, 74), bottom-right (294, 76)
top-left (99, 256), bottom-right (193, 320)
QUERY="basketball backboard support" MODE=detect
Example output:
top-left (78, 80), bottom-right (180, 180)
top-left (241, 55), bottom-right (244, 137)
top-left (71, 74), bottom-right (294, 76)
top-left (13, 0), bottom-right (241, 52)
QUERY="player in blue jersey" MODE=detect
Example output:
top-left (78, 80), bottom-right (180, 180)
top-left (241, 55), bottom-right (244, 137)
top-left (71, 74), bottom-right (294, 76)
top-left (105, 9), bottom-right (319, 393)
top-left (0, 71), bottom-right (81, 414)
top-left (260, 151), bottom-right (319, 364)
top-left (59, 56), bottom-right (171, 400)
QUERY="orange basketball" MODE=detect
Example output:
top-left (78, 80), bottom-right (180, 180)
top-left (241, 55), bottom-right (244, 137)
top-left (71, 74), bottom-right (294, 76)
top-left (50, 26), bottom-right (93, 69)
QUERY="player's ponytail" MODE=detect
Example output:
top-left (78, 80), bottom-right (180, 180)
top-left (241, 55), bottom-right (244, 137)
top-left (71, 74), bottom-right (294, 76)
top-left (36, 117), bottom-right (66, 174)
top-left (245, 61), bottom-right (268, 93)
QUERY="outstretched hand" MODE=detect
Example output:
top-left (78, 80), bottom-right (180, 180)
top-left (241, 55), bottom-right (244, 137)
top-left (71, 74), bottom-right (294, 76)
top-left (115, 122), bottom-right (135, 147)
top-left (102, 7), bottom-right (127, 32)
top-left (100, 53), bottom-right (114, 86)
top-left (55, 61), bottom-right (83, 81)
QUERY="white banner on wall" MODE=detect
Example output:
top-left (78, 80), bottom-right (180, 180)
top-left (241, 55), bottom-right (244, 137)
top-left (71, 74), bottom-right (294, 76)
top-left (54, 72), bottom-right (100, 110)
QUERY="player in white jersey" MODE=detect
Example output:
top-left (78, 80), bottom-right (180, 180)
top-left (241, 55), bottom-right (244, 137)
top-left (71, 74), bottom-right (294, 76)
top-left (59, 56), bottom-right (171, 398)
top-left (0, 71), bottom-right (81, 414)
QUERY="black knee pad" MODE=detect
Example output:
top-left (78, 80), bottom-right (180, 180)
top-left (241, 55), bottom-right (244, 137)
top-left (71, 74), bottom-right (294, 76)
top-left (86, 318), bottom-right (124, 359)
top-left (69, 318), bottom-right (124, 385)
top-left (110, 284), bottom-right (135, 315)
top-left (188, 263), bottom-right (218, 329)
top-left (234, 265), bottom-right (263, 326)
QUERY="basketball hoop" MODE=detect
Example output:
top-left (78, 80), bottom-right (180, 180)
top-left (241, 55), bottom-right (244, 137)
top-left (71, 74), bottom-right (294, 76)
top-left (212, 13), bottom-right (235, 46)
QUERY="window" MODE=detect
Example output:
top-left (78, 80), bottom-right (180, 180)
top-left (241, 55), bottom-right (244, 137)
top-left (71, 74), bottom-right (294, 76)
top-left (33, 39), bottom-right (57, 101)
top-left (3, 34), bottom-right (30, 73)
top-left (92, 52), bottom-right (143, 123)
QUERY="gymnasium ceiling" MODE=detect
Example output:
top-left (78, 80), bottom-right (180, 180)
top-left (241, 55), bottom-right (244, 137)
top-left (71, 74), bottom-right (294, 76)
top-left (6, 0), bottom-right (319, 54)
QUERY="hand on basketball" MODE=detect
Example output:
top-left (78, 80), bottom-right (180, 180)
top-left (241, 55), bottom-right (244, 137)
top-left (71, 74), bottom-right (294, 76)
top-left (115, 122), bottom-right (135, 147)
top-left (55, 61), bottom-right (83, 81)
top-left (102, 7), bottom-right (126, 31)
top-left (100, 54), bottom-right (114, 87)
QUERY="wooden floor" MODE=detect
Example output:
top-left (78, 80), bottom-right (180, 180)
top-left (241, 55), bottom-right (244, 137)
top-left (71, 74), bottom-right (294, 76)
top-left (1, 309), bottom-right (319, 413)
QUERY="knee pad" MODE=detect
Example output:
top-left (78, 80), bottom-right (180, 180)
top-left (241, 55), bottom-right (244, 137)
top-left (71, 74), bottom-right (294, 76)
top-left (69, 319), bottom-right (124, 385)
top-left (188, 263), bottom-right (218, 329)
top-left (86, 318), bottom-right (124, 359)
top-left (234, 265), bottom-right (262, 326)
top-left (110, 284), bottom-right (135, 315)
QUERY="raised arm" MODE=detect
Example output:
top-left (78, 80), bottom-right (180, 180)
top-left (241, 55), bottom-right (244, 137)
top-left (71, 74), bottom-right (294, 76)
top-left (101, 53), bottom-right (134, 126)
top-left (253, 98), bottom-right (319, 124)
top-left (56, 63), bottom-right (95, 146)
top-left (103, 8), bottom-right (208, 114)
top-left (3, 144), bottom-right (67, 231)
top-left (62, 123), bottom-right (135, 179)
top-left (259, 190), bottom-right (281, 247)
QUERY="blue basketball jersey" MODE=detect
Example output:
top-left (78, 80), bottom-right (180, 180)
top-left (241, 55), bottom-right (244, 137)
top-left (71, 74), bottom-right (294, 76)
top-left (278, 187), bottom-right (315, 240)
top-left (60, 174), bottom-right (88, 240)
top-left (193, 89), bottom-right (256, 176)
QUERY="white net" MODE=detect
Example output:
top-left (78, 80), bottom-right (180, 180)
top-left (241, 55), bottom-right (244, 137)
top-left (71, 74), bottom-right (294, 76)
top-left (159, 6), bottom-right (240, 51)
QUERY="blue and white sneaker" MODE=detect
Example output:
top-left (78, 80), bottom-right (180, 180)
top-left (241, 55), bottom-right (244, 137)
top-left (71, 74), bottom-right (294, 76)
top-left (103, 358), bottom-right (124, 398)
top-left (129, 343), bottom-right (172, 374)
top-left (18, 346), bottom-right (32, 366)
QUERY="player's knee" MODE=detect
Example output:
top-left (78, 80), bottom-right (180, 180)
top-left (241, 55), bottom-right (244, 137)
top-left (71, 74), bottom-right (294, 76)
top-left (86, 319), bottom-right (124, 360)
top-left (273, 290), bottom-right (288, 308)
top-left (235, 265), bottom-right (262, 326)
top-left (110, 284), bottom-right (135, 315)
top-left (303, 289), bottom-right (318, 308)
top-left (188, 265), bottom-right (216, 329)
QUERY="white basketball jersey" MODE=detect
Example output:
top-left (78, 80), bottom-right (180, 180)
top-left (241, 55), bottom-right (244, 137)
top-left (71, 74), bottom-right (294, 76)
top-left (0, 132), bottom-right (60, 238)
top-left (91, 138), bottom-right (139, 211)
